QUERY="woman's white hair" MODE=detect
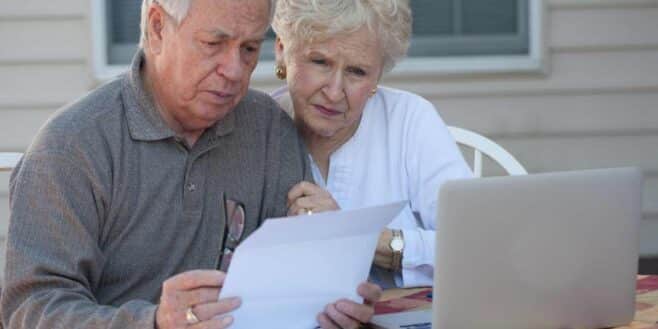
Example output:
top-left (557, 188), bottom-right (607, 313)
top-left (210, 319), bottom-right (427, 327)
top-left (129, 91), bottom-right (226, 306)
top-left (272, 0), bottom-right (412, 73)
top-left (139, 0), bottom-right (276, 49)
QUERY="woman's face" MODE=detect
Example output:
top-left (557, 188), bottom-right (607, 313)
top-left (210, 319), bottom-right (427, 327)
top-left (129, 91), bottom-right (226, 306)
top-left (281, 27), bottom-right (383, 139)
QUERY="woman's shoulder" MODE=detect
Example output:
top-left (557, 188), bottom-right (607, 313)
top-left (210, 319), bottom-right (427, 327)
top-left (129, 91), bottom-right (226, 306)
top-left (373, 86), bottom-right (441, 122)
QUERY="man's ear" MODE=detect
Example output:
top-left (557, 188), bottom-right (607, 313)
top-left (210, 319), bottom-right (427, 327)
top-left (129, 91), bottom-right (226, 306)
top-left (146, 3), bottom-right (167, 54)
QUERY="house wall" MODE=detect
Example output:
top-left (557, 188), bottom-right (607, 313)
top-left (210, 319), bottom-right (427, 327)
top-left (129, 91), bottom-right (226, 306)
top-left (1, 0), bottom-right (657, 279)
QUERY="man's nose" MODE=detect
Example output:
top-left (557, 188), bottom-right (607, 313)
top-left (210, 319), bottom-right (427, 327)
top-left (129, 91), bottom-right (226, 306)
top-left (216, 48), bottom-right (244, 81)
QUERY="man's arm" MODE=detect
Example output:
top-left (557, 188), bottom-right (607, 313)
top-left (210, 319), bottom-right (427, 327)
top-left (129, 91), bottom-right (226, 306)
top-left (2, 150), bottom-right (157, 329)
top-left (266, 108), bottom-right (314, 219)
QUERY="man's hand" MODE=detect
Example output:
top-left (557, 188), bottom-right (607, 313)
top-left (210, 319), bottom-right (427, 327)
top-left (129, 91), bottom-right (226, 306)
top-left (287, 181), bottom-right (340, 216)
top-left (317, 282), bottom-right (382, 329)
top-left (156, 270), bottom-right (241, 329)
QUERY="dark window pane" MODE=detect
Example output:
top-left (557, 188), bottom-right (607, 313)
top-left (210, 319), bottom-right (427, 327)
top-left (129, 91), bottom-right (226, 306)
top-left (462, 0), bottom-right (518, 35)
top-left (410, 0), bottom-right (454, 36)
top-left (103, 0), bottom-right (529, 65)
top-left (108, 0), bottom-right (141, 43)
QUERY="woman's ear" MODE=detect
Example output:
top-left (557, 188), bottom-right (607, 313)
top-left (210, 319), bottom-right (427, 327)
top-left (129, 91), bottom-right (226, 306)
top-left (274, 37), bottom-right (285, 63)
top-left (146, 3), bottom-right (167, 54)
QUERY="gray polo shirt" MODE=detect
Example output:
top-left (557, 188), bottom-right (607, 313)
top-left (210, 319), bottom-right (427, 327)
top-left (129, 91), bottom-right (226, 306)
top-left (1, 52), bottom-right (310, 328)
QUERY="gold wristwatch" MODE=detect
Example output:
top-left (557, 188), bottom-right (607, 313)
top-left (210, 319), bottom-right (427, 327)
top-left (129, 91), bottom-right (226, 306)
top-left (389, 229), bottom-right (404, 271)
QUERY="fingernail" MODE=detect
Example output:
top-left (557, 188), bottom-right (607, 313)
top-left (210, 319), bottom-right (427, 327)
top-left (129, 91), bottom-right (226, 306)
top-left (221, 315), bottom-right (234, 326)
top-left (231, 297), bottom-right (242, 307)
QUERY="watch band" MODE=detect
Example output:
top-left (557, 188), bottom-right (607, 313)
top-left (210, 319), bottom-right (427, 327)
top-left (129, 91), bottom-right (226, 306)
top-left (390, 229), bottom-right (404, 271)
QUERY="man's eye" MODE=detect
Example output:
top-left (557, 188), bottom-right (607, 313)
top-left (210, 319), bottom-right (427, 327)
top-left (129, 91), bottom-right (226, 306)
top-left (203, 41), bottom-right (221, 47)
top-left (311, 59), bottom-right (327, 65)
top-left (244, 45), bottom-right (259, 53)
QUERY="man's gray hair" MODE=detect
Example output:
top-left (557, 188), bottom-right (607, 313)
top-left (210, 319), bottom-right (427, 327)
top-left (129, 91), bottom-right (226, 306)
top-left (139, 0), bottom-right (277, 49)
top-left (271, 0), bottom-right (412, 73)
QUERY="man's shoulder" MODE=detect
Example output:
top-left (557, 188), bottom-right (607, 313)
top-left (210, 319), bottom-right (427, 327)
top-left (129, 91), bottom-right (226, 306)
top-left (48, 76), bottom-right (125, 129)
top-left (236, 88), bottom-right (295, 129)
top-left (30, 76), bottom-right (128, 153)
top-left (240, 88), bottom-right (280, 114)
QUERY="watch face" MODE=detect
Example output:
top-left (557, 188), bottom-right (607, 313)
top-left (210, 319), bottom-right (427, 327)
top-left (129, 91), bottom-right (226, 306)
top-left (391, 239), bottom-right (404, 251)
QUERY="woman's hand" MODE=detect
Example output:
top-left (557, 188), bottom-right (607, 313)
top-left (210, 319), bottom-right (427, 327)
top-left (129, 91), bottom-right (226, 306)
top-left (318, 282), bottom-right (382, 329)
top-left (287, 181), bottom-right (340, 216)
top-left (374, 229), bottom-right (394, 270)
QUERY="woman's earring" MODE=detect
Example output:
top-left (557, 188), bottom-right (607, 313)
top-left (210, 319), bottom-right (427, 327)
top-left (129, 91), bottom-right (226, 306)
top-left (275, 65), bottom-right (287, 80)
top-left (370, 87), bottom-right (378, 97)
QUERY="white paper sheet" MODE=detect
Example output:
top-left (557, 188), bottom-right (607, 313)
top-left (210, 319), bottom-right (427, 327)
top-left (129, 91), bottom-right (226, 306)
top-left (219, 201), bottom-right (407, 329)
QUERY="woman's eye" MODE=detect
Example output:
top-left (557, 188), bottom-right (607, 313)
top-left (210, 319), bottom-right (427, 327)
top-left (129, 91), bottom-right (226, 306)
top-left (311, 59), bottom-right (327, 65)
top-left (348, 67), bottom-right (366, 76)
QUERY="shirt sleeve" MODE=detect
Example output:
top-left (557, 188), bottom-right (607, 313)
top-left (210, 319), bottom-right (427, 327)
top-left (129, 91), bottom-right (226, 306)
top-left (266, 108), bottom-right (313, 219)
top-left (1, 149), bottom-right (158, 329)
top-left (398, 96), bottom-right (473, 288)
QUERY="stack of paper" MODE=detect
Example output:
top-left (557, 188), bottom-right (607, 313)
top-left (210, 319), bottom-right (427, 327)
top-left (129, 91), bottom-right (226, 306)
top-left (220, 201), bottom-right (407, 329)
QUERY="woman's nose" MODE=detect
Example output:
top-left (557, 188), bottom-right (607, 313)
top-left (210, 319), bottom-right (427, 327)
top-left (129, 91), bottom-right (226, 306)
top-left (322, 72), bottom-right (346, 102)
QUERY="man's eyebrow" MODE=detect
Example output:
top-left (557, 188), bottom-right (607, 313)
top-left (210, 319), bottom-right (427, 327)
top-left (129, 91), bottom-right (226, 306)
top-left (202, 28), bottom-right (266, 44)
top-left (246, 37), bottom-right (266, 44)
top-left (201, 27), bottom-right (232, 39)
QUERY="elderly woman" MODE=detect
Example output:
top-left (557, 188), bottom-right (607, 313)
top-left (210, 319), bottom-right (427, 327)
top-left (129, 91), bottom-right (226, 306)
top-left (272, 0), bottom-right (472, 289)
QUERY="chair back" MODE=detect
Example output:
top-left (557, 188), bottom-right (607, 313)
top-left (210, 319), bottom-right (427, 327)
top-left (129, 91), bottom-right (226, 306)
top-left (448, 126), bottom-right (527, 177)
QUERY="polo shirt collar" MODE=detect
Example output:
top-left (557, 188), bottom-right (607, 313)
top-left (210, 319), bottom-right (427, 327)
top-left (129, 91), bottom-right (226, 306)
top-left (122, 50), bottom-right (235, 142)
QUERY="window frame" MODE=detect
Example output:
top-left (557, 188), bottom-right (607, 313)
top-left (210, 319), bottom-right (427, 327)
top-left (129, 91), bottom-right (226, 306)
top-left (91, 0), bottom-right (546, 82)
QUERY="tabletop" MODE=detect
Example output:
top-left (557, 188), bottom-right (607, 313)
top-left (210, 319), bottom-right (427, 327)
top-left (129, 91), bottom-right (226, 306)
top-left (373, 275), bottom-right (658, 329)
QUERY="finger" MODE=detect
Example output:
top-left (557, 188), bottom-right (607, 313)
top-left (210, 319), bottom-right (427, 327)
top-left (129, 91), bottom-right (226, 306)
top-left (292, 194), bottom-right (336, 213)
top-left (307, 193), bottom-right (339, 212)
top-left (287, 202), bottom-right (306, 217)
top-left (358, 282), bottom-right (383, 305)
top-left (292, 196), bottom-right (316, 210)
top-left (317, 312), bottom-right (341, 329)
top-left (163, 270), bottom-right (226, 292)
top-left (288, 196), bottom-right (316, 216)
top-left (326, 303), bottom-right (360, 329)
top-left (180, 287), bottom-right (223, 307)
top-left (374, 254), bottom-right (392, 269)
top-left (192, 297), bottom-right (242, 321)
top-left (335, 299), bottom-right (375, 324)
top-left (189, 315), bottom-right (234, 329)
top-left (287, 181), bottom-right (318, 206)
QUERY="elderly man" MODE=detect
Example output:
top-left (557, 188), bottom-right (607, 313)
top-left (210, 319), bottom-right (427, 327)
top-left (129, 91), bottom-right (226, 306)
top-left (0, 0), bottom-right (380, 328)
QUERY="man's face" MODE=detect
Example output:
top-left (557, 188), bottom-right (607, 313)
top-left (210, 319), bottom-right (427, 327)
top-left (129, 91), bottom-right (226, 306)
top-left (151, 0), bottom-right (270, 132)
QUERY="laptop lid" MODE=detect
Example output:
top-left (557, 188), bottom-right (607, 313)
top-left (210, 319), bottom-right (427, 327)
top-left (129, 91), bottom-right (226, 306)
top-left (433, 167), bottom-right (642, 329)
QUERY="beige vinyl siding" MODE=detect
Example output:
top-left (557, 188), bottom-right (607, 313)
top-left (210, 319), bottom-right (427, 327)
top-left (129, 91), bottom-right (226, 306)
top-left (0, 0), bottom-right (87, 17)
top-left (0, 0), bottom-right (92, 277)
top-left (378, 0), bottom-right (658, 254)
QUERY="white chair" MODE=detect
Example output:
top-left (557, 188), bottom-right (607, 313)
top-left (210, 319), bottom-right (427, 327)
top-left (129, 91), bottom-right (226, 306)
top-left (448, 126), bottom-right (527, 177)
top-left (0, 152), bottom-right (23, 172)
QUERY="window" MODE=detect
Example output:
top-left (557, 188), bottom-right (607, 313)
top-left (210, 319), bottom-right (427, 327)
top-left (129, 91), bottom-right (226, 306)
top-left (92, 0), bottom-right (542, 79)
top-left (105, 0), bottom-right (141, 65)
top-left (410, 0), bottom-right (529, 57)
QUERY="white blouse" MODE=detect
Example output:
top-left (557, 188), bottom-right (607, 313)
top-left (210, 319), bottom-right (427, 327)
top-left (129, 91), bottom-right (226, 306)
top-left (273, 86), bottom-right (472, 287)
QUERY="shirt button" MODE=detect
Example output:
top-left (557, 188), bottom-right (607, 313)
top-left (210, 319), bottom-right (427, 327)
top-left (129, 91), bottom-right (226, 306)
top-left (186, 183), bottom-right (197, 192)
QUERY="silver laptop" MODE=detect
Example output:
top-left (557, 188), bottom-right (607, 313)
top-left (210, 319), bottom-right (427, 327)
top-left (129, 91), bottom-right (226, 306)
top-left (433, 167), bottom-right (642, 329)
